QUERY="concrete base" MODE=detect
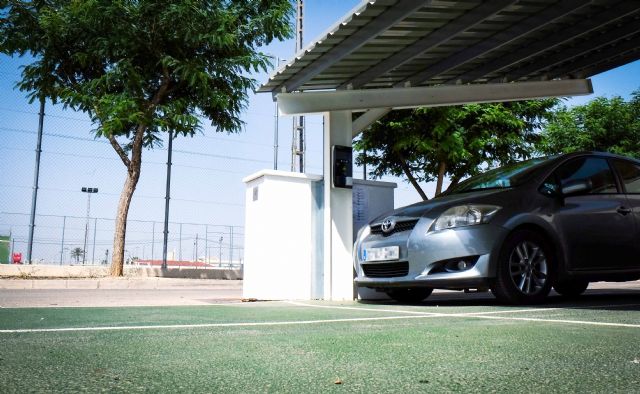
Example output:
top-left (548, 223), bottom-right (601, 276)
top-left (0, 264), bottom-right (242, 280)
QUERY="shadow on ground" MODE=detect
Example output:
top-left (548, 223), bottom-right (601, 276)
top-left (360, 287), bottom-right (640, 312)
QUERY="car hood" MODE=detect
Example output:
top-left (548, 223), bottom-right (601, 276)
top-left (371, 188), bottom-right (510, 223)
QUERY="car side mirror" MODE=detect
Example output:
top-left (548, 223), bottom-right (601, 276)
top-left (561, 179), bottom-right (592, 197)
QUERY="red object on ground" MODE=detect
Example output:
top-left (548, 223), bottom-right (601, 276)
top-left (12, 252), bottom-right (22, 264)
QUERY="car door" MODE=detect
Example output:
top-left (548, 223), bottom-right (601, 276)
top-left (551, 156), bottom-right (636, 270)
top-left (611, 159), bottom-right (640, 268)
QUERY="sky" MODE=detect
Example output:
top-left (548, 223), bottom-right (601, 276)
top-left (1, 0), bottom-right (639, 263)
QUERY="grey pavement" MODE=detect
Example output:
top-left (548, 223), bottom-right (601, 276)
top-left (0, 278), bottom-right (242, 307)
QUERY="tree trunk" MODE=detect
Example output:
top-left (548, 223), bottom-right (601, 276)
top-left (445, 176), bottom-right (460, 193)
top-left (435, 161), bottom-right (446, 196)
top-left (396, 151), bottom-right (429, 201)
top-left (109, 166), bottom-right (141, 276)
top-left (109, 127), bottom-right (145, 277)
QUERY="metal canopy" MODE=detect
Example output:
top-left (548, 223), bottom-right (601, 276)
top-left (259, 0), bottom-right (640, 95)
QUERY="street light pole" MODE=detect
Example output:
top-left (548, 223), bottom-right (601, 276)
top-left (162, 130), bottom-right (174, 270)
top-left (273, 57), bottom-right (281, 171)
top-left (27, 97), bottom-right (45, 264)
top-left (81, 187), bottom-right (98, 264)
top-left (267, 55), bottom-right (287, 170)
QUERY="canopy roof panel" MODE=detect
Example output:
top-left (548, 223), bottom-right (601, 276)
top-left (259, 0), bottom-right (640, 94)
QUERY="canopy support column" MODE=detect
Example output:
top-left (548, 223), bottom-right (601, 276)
top-left (323, 111), bottom-right (354, 300)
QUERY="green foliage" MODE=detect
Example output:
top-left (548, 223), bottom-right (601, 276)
top-left (539, 91), bottom-right (640, 158)
top-left (354, 99), bottom-right (559, 198)
top-left (0, 0), bottom-right (294, 144)
top-left (70, 247), bottom-right (84, 263)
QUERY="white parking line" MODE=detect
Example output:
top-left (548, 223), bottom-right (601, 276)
top-left (286, 301), bottom-right (640, 328)
top-left (0, 314), bottom-right (440, 333)
top-left (571, 302), bottom-right (640, 310)
top-left (285, 301), bottom-right (559, 316)
top-left (468, 315), bottom-right (640, 328)
top-left (283, 301), bottom-right (442, 315)
top-left (2, 301), bottom-right (639, 333)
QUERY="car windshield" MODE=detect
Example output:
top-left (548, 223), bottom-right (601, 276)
top-left (446, 157), bottom-right (552, 195)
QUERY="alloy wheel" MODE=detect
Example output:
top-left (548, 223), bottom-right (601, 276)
top-left (508, 241), bottom-right (548, 295)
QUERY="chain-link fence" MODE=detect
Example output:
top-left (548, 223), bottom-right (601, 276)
top-left (1, 212), bottom-right (243, 267)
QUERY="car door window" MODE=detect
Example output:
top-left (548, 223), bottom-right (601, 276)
top-left (555, 157), bottom-right (618, 194)
top-left (612, 160), bottom-right (640, 194)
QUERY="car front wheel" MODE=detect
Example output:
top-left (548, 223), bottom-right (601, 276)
top-left (491, 230), bottom-right (554, 305)
top-left (386, 287), bottom-right (433, 303)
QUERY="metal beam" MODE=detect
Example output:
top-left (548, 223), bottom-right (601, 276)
top-left (352, 108), bottom-right (391, 137)
top-left (274, 0), bottom-right (431, 94)
top-left (399, 0), bottom-right (592, 87)
top-left (340, 0), bottom-right (516, 89)
top-left (454, 2), bottom-right (640, 84)
top-left (277, 79), bottom-right (593, 115)
top-left (498, 23), bottom-right (640, 82)
top-left (547, 38), bottom-right (640, 80)
top-left (582, 50), bottom-right (640, 79)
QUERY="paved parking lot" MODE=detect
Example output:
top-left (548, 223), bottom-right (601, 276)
top-left (1, 281), bottom-right (639, 392)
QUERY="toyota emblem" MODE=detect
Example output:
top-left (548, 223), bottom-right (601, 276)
top-left (381, 217), bottom-right (396, 234)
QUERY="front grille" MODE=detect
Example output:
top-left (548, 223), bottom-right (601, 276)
top-left (370, 219), bottom-right (419, 236)
top-left (362, 261), bottom-right (409, 278)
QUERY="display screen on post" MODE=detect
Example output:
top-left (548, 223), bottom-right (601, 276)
top-left (332, 145), bottom-right (353, 189)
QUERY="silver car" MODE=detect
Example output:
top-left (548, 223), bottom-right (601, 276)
top-left (354, 152), bottom-right (640, 304)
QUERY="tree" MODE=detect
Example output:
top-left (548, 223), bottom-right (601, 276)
top-left (70, 247), bottom-right (83, 264)
top-left (355, 100), bottom-right (559, 200)
top-left (539, 90), bottom-right (640, 158)
top-left (1, 0), bottom-right (293, 276)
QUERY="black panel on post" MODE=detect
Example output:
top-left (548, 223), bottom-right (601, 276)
top-left (332, 145), bottom-right (353, 189)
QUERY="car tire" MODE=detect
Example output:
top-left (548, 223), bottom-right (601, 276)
top-left (553, 279), bottom-right (589, 298)
top-left (491, 229), bottom-right (554, 305)
top-left (386, 287), bottom-right (433, 303)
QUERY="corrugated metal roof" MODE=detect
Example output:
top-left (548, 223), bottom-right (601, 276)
top-left (259, 0), bottom-right (640, 94)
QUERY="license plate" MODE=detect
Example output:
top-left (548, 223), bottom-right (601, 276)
top-left (363, 246), bottom-right (400, 262)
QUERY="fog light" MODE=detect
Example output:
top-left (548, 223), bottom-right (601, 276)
top-left (457, 260), bottom-right (469, 270)
top-left (441, 256), bottom-right (479, 273)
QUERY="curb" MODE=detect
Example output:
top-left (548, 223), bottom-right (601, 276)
top-left (0, 278), bottom-right (243, 290)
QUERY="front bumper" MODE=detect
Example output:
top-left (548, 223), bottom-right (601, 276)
top-left (354, 221), bottom-right (509, 290)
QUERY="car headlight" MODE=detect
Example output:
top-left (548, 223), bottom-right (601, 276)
top-left (355, 225), bottom-right (371, 245)
top-left (431, 205), bottom-right (501, 232)
top-left (354, 225), bottom-right (371, 263)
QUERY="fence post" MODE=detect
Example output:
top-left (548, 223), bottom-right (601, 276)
top-left (60, 216), bottom-right (66, 265)
top-left (92, 217), bottom-right (97, 264)
top-left (205, 225), bottom-right (208, 265)
top-left (229, 226), bottom-right (234, 267)
top-left (179, 223), bottom-right (182, 262)
top-left (152, 221), bottom-right (155, 263)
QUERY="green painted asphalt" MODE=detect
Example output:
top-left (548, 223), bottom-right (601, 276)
top-left (1, 300), bottom-right (639, 393)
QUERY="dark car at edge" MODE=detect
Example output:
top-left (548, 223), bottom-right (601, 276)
top-left (354, 152), bottom-right (640, 304)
